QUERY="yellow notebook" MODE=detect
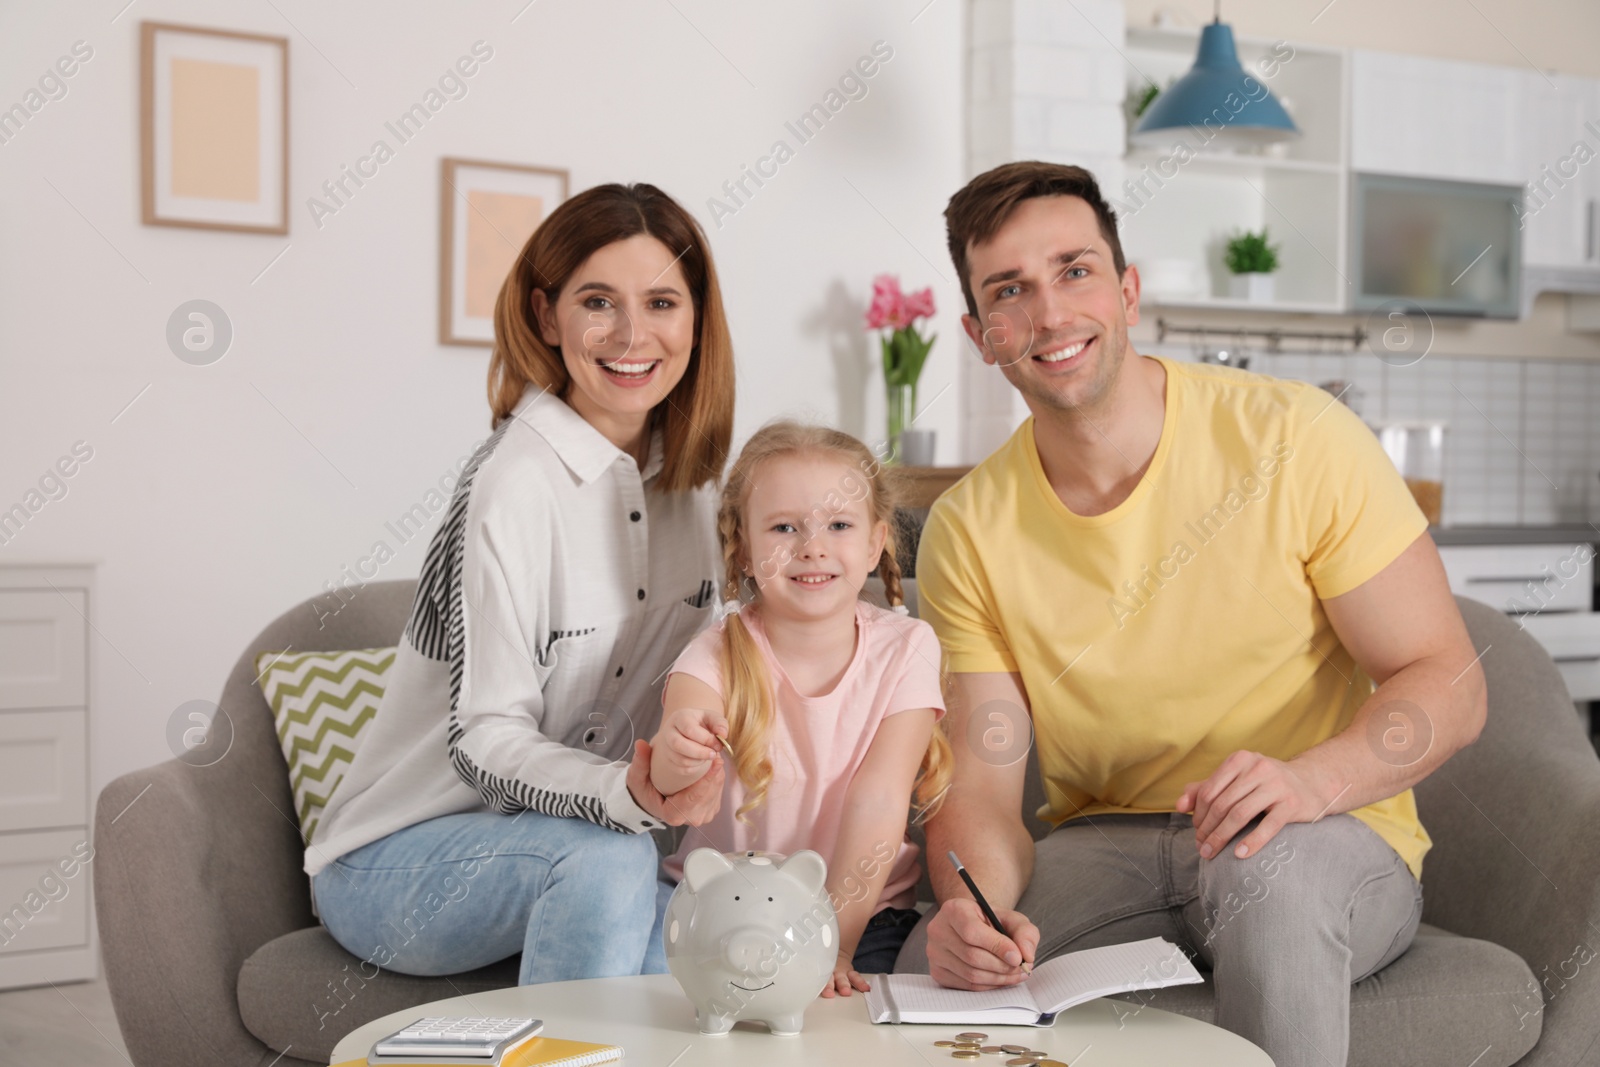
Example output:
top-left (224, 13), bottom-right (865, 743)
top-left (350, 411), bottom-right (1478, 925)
top-left (332, 1035), bottom-right (623, 1067)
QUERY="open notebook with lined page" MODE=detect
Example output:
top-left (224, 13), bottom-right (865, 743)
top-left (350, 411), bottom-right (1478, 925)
top-left (864, 937), bottom-right (1203, 1027)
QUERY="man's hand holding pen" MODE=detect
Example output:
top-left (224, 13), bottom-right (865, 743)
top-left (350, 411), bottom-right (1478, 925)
top-left (928, 851), bottom-right (1040, 991)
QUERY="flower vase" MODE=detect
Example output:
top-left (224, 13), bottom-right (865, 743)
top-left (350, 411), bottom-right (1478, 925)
top-left (886, 382), bottom-right (916, 465)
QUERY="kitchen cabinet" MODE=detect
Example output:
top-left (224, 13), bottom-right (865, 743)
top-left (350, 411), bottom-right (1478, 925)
top-left (1437, 542), bottom-right (1600, 706)
top-left (0, 565), bottom-right (97, 989)
top-left (1117, 36), bottom-right (1600, 318)
top-left (1517, 72), bottom-right (1600, 272)
top-left (1350, 51), bottom-right (1522, 185)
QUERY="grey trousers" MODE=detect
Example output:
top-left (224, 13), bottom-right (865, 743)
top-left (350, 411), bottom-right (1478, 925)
top-left (895, 812), bottom-right (1423, 1067)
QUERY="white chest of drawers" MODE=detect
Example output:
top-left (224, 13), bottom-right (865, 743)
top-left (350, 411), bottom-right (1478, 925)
top-left (0, 563), bottom-right (97, 989)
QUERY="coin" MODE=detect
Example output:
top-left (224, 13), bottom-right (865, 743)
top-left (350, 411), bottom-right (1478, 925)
top-left (980, 1047), bottom-right (1007, 1055)
top-left (953, 1043), bottom-right (982, 1051)
top-left (934, 1041), bottom-right (957, 1048)
top-left (956, 1032), bottom-right (989, 1041)
top-left (1035, 1061), bottom-right (1070, 1066)
top-left (1001, 1047), bottom-right (1028, 1055)
top-left (952, 1052), bottom-right (981, 1061)
top-left (1006, 1060), bottom-right (1037, 1066)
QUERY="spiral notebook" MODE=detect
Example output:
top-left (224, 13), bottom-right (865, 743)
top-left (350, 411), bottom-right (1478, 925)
top-left (334, 1035), bottom-right (622, 1067)
top-left (864, 936), bottom-right (1202, 1027)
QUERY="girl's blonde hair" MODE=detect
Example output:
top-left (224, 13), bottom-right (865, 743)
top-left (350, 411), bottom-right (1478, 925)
top-left (716, 421), bottom-right (954, 824)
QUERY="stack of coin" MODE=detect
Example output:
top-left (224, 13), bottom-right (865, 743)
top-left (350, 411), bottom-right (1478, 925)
top-left (931, 1035), bottom-right (1068, 1064)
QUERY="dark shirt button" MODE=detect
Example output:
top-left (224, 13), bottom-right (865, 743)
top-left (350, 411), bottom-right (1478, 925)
top-left (637, 588), bottom-right (646, 600)
top-left (630, 510), bottom-right (641, 522)
top-left (615, 666), bottom-right (624, 677)
top-left (641, 819), bottom-right (655, 828)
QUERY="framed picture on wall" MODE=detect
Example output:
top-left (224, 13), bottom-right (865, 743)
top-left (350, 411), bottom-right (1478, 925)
top-left (439, 157), bottom-right (569, 347)
top-left (140, 21), bottom-right (289, 234)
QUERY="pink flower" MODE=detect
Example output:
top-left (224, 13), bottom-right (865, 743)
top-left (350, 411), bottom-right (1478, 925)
top-left (865, 274), bottom-right (906, 330)
top-left (865, 274), bottom-right (937, 331)
top-left (902, 286), bottom-right (936, 322)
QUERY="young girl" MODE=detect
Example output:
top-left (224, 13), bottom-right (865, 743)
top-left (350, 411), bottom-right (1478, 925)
top-left (649, 422), bottom-right (953, 996)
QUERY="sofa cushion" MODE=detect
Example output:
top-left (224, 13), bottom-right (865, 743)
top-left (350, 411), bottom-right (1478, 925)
top-left (1103, 924), bottom-right (1540, 1067)
top-left (255, 647), bottom-right (394, 842)
top-left (239, 925), bottom-right (520, 1062)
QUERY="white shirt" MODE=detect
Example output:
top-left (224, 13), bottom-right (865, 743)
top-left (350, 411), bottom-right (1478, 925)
top-left (306, 384), bottom-right (720, 877)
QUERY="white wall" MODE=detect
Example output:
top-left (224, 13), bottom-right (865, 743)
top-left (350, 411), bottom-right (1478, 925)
top-left (0, 1), bottom-right (966, 798)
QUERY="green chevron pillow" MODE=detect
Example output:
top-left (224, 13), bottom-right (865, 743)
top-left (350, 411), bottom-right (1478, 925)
top-left (255, 647), bottom-right (395, 844)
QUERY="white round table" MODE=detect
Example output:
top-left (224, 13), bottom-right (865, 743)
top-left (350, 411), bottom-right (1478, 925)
top-left (329, 973), bottom-right (1273, 1065)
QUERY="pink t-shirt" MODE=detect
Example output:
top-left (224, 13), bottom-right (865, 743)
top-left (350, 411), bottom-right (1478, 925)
top-left (661, 600), bottom-right (946, 912)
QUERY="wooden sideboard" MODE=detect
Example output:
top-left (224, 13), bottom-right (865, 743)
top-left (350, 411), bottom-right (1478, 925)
top-left (895, 466), bottom-right (972, 509)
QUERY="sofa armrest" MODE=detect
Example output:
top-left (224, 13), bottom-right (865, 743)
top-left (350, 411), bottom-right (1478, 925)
top-left (1413, 597), bottom-right (1600, 1063)
top-left (95, 754), bottom-right (311, 1067)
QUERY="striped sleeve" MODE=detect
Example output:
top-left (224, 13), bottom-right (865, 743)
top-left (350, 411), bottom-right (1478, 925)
top-left (404, 425), bottom-right (657, 834)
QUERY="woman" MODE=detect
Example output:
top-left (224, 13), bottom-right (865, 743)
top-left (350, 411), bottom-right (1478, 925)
top-left (308, 183), bottom-right (734, 984)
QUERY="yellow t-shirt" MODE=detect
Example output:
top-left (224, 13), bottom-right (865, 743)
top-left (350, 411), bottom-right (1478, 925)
top-left (917, 357), bottom-right (1433, 880)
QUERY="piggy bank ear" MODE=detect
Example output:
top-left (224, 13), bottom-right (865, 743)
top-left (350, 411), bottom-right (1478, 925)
top-left (683, 848), bottom-right (736, 893)
top-left (778, 850), bottom-right (827, 895)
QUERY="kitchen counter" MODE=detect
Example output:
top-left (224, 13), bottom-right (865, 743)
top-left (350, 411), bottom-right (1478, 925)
top-left (1431, 524), bottom-right (1600, 546)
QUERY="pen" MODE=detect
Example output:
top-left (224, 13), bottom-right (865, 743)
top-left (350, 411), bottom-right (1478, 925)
top-left (947, 851), bottom-right (1031, 973)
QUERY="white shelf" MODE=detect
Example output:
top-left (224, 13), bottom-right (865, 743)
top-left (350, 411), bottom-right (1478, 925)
top-left (1140, 295), bottom-right (1351, 316)
top-left (1122, 25), bottom-right (1352, 314)
top-left (1125, 23), bottom-right (1347, 61)
top-left (1125, 149), bottom-right (1340, 177)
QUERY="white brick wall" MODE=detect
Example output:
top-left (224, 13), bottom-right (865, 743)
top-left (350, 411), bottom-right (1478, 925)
top-left (960, 0), bottom-right (1131, 462)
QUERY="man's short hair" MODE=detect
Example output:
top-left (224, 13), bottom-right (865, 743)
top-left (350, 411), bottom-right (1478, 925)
top-left (944, 161), bottom-right (1128, 317)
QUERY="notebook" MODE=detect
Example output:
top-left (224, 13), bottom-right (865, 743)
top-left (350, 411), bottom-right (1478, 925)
top-left (334, 1035), bottom-right (623, 1067)
top-left (864, 936), bottom-right (1203, 1027)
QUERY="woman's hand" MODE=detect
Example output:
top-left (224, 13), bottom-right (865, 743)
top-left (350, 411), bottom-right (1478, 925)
top-left (627, 739), bottom-right (724, 827)
top-left (820, 952), bottom-right (872, 998)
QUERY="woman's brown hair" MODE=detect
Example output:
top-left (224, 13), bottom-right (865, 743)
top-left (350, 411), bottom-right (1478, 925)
top-left (717, 421), bottom-right (954, 824)
top-left (488, 183), bottom-right (733, 492)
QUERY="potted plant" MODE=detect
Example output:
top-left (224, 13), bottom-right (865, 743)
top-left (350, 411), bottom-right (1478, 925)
top-left (865, 274), bottom-right (937, 464)
top-left (1224, 227), bottom-right (1280, 303)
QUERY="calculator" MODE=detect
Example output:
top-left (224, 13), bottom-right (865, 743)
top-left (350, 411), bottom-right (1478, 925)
top-left (367, 1016), bottom-right (544, 1064)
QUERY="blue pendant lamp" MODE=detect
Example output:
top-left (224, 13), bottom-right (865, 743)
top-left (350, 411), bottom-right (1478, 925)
top-left (1131, 4), bottom-right (1299, 147)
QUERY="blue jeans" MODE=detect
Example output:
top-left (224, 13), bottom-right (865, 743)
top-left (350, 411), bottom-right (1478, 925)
top-left (312, 811), bottom-right (677, 985)
top-left (852, 906), bottom-right (923, 975)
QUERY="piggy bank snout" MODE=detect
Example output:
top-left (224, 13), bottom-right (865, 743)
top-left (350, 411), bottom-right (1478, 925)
top-left (723, 927), bottom-right (781, 975)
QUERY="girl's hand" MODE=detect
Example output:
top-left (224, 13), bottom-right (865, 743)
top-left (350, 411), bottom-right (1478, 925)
top-left (659, 707), bottom-right (730, 779)
top-left (820, 953), bottom-right (872, 998)
top-left (627, 740), bottom-right (725, 827)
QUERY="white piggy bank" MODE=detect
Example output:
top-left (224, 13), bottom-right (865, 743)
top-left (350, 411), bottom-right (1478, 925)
top-left (663, 848), bottom-right (838, 1036)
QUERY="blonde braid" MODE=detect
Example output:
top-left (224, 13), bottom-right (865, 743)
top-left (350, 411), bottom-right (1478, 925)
top-left (716, 466), bottom-right (775, 822)
top-left (877, 536), bottom-right (906, 610)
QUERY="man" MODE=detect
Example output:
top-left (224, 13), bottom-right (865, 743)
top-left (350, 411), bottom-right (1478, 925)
top-left (895, 161), bottom-right (1487, 1067)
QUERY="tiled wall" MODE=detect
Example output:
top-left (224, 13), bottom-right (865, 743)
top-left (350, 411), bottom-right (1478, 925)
top-left (1146, 346), bottom-right (1600, 526)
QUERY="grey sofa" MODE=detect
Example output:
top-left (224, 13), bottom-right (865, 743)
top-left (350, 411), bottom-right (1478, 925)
top-left (94, 580), bottom-right (1600, 1066)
